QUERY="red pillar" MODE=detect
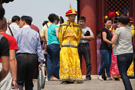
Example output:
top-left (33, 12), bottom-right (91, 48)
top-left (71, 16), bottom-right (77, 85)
top-left (79, 0), bottom-right (97, 75)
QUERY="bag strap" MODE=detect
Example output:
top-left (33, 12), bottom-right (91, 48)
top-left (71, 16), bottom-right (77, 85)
top-left (8, 25), bottom-right (14, 36)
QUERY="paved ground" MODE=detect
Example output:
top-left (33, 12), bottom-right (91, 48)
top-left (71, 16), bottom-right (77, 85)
top-left (32, 76), bottom-right (135, 90)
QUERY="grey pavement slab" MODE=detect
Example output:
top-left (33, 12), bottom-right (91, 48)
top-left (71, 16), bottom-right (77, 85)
top-left (32, 78), bottom-right (135, 90)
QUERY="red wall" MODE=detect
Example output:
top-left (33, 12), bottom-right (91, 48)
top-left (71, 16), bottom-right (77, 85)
top-left (79, 0), bottom-right (98, 75)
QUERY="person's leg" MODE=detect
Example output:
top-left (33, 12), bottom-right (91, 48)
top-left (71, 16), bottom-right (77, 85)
top-left (126, 54), bottom-right (133, 71)
top-left (97, 50), bottom-right (101, 73)
top-left (78, 45), bottom-right (83, 68)
top-left (49, 44), bottom-right (59, 80)
top-left (83, 44), bottom-right (91, 79)
top-left (44, 54), bottom-right (48, 79)
top-left (106, 51), bottom-right (112, 78)
top-left (17, 54), bottom-right (27, 90)
top-left (56, 59), bottom-right (60, 79)
top-left (55, 45), bottom-right (60, 79)
top-left (98, 50), bottom-right (109, 75)
top-left (25, 54), bottom-right (38, 90)
top-left (117, 54), bottom-right (133, 90)
top-left (47, 45), bottom-right (52, 80)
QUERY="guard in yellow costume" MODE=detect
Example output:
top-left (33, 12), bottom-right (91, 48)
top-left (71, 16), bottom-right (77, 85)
top-left (58, 5), bottom-right (82, 83)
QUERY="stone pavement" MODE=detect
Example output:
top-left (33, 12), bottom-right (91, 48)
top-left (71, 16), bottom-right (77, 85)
top-left (33, 76), bottom-right (135, 90)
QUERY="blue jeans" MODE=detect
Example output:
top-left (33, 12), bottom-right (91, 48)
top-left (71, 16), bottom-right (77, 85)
top-left (98, 50), bottom-right (112, 77)
top-left (47, 44), bottom-right (60, 80)
top-left (117, 53), bottom-right (133, 90)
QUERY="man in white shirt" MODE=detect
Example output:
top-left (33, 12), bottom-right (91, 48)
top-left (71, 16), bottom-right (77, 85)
top-left (6, 15), bottom-right (20, 36)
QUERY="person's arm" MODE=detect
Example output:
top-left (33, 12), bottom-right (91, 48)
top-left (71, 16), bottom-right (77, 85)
top-left (0, 56), bottom-right (9, 82)
top-left (40, 26), bottom-right (46, 43)
top-left (36, 34), bottom-right (45, 70)
top-left (102, 32), bottom-right (112, 44)
top-left (44, 43), bottom-right (47, 55)
top-left (55, 27), bottom-right (59, 38)
top-left (58, 25), bottom-right (63, 46)
top-left (41, 37), bottom-right (46, 43)
top-left (111, 34), bottom-right (119, 44)
top-left (41, 27), bottom-right (47, 55)
top-left (82, 35), bottom-right (94, 40)
top-left (82, 28), bottom-right (94, 40)
top-left (0, 37), bottom-right (9, 81)
top-left (111, 28), bottom-right (120, 44)
top-left (9, 50), bottom-right (18, 89)
top-left (77, 27), bottom-right (82, 45)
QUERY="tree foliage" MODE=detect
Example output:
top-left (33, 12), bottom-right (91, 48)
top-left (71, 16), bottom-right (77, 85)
top-left (1, 0), bottom-right (14, 3)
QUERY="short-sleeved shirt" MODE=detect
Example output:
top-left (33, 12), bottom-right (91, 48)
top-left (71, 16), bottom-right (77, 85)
top-left (47, 24), bottom-right (59, 45)
top-left (80, 26), bottom-right (93, 43)
top-left (114, 26), bottom-right (133, 55)
top-left (0, 35), bottom-right (9, 58)
top-left (100, 28), bottom-right (112, 51)
top-left (6, 22), bottom-right (19, 36)
top-left (0, 33), bottom-right (18, 62)
top-left (41, 23), bottom-right (51, 43)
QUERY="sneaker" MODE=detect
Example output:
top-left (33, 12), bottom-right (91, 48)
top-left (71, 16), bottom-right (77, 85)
top-left (98, 75), bottom-right (103, 81)
top-left (46, 77), bottom-right (48, 81)
top-left (107, 77), bottom-right (114, 81)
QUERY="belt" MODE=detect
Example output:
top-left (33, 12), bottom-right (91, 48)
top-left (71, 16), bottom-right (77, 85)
top-left (79, 43), bottom-right (89, 46)
top-left (16, 53), bottom-right (36, 55)
top-left (62, 45), bottom-right (78, 48)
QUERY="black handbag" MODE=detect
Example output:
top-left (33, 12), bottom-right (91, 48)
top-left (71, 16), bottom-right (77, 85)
top-left (84, 31), bottom-right (90, 36)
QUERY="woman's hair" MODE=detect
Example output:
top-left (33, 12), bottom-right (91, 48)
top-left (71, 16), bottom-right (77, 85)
top-left (42, 21), bottom-right (48, 26)
top-left (60, 16), bottom-right (64, 24)
top-left (48, 13), bottom-right (59, 23)
top-left (104, 18), bottom-right (111, 23)
top-left (118, 16), bottom-right (130, 25)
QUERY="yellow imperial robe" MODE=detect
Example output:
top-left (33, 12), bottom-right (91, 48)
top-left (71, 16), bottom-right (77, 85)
top-left (58, 21), bottom-right (82, 82)
top-left (127, 25), bottom-right (135, 77)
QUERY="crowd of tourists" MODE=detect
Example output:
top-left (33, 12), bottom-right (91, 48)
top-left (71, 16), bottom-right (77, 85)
top-left (0, 5), bottom-right (134, 90)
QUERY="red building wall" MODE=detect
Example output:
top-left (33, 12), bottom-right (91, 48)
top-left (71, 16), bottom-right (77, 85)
top-left (79, 0), bottom-right (97, 75)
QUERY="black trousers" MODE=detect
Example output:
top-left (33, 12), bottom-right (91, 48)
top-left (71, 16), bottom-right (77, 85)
top-left (16, 53), bottom-right (38, 90)
top-left (117, 53), bottom-right (133, 90)
top-left (78, 43), bottom-right (92, 78)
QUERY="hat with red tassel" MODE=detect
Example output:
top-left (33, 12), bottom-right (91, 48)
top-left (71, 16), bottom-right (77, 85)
top-left (66, 4), bottom-right (77, 16)
top-left (108, 11), bottom-right (116, 19)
